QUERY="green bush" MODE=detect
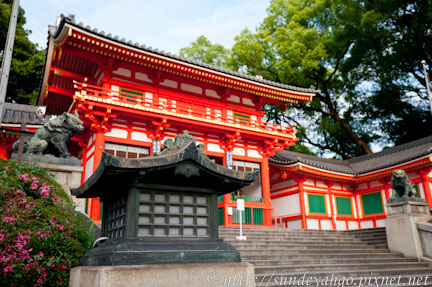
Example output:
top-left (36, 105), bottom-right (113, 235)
top-left (0, 159), bottom-right (93, 286)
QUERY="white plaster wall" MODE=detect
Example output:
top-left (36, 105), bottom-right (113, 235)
top-left (304, 193), bottom-right (309, 216)
top-left (376, 219), bottom-right (386, 228)
top-left (242, 98), bottom-right (254, 106)
top-left (105, 128), bottom-right (128, 139)
top-left (205, 89), bottom-right (221, 99)
top-left (370, 180), bottom-right (382, 188)
top-left (321, 219), bottom-right (333, 230)
top-left (352, 197), bottom-right (357, 218)
top-left (305, 179), bottom-right (314, 186)
top-left (357, 195), bottom-right (363, 218)
top-left (316, 181), bottom-right (327, 188)
top-left (271, 179), bottom-right (297, 191)
top-left (357, 183), bottom-right (368, 190)
top-left (131, 132), bottom-right (152, 142)
top-left (85, 156), bottom-right (94, 181)
top-left (418, 183), bottom-right (426, 199)
top-left (348, 221), bottom-right (359, 230)
top-left (227, 95), bottom-right (240, 103)
top-left (361, 220), bottom-right (374, 229)
top-left (272, 194), bottom-right (301, 216)
top-left (160, 79), bottom-right (177, 89)
top-left (325, 194), bottom-right (331, 216)
top-left (247, 150), bottom-right (262, 159)
top-left (333, 183), bottom-right (341, 190)
top-left (233, 147), bottom-right (245, 156)
top-left (135, 72), bottom-right (152, 82)
top-left (335, 220), bottom-right (347, 231)
top-left (307, 219), bottom-right (319, 230)
top-left (381, 190), bottom-right (388, 215)
top-left (86, 145), bottom-right (95, 158)
top-left (112, 67), bottom-right (131, 77)
top-left (287, 219), bottom-right (302, 230)
top-left (181, 83), bottom-right (202, 94)
top-left (207, 143), bottom-right (224, 153)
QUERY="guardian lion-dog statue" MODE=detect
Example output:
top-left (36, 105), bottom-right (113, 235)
top-left (391, 169), bottom-right (417, 198)
top-left (13, 112), bottom-right (84, 158)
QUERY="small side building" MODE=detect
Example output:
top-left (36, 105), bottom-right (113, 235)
top-left (270, 136), bottom-right (432, 230)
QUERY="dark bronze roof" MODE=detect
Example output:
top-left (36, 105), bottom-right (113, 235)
top-left (52, 14), bottom-right (319, 95)
top-left (1, 103), bottom-right (49, 125)
top-left (270, 135), bottom-right (432, 175)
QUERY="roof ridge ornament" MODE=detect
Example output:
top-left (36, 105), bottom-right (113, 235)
top-left (161, 130), bottom-right (205, 155)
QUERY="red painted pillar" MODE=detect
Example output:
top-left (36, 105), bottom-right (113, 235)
top-left (261, 158), bottom-right (273, 227)
top-left (296, 177), bottom-right (307, 229)
top-left (89, 132), bottom-right (105, 222)
top-left (420, 170), bottom-right (432, 208)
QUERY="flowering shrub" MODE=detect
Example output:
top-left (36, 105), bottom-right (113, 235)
top-left (0, 159), bottom-right (93, 286)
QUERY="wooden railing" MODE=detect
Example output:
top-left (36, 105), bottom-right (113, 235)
top-left (74, 81), bottom-right (296, 137)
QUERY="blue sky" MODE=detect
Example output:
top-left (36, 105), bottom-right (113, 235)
top-left (21, 0), bottom-right (269, 54)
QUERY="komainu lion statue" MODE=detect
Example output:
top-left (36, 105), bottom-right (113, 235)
top-left (13, 112), bottom-right (84, 158)
top-left (391, 169), bottom-right (417, 198)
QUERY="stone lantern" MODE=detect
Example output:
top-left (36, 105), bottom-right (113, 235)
top-left (72, 131), bottom-right (257, 266)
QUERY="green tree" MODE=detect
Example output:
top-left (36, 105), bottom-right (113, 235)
top-left (359, 0), bottom-right (432, 145)
top-left (180, 0), bottom-right (432, 158)
top-left (0, 0), bottom-right (44, 105)
top-left (180, 35), bottom-right (231, 68)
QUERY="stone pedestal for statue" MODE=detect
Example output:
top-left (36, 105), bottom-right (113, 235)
top-left (385, 198), bottom-right (432, 260)
top-left (12, 154), bottom-right (85, 213)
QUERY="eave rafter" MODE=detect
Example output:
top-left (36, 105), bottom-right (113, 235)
top-left (58, 28), bottom-right (315, 104)
top-left (272, 157), bottom-right (432, 184)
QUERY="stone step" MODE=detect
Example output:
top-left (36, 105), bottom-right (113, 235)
top-left (221, 234), bottom-right (387, 242)
top-left (233, 243), bottom-right (387, 250)
top-left (236, 248), bottom-right (390, 255)
top-left (254, 262), bottom-right (432, 273)
top-left (246, 257), bottom-right (418, 266)
top-left (240, 252), bottom-right (406, 261)
top-left (224, 239), bottom-right (387, 247)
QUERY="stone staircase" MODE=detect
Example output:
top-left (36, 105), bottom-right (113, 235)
top-left (219, 227), bottom-right (432, 287)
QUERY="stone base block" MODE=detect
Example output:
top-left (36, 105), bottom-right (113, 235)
top-left (16, 159), bottom-right (85, 213)
top-left (70, 262), bottom-right (255, 287)
top-left (386, 199), bottom-right (432, 259)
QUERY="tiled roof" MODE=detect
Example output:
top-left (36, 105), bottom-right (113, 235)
top-left (270, 135), bottom-right (432, 175)
top-left (1, 103), bottom-right (48, 125)
top-left (52, 14), bottom-right (319, 95)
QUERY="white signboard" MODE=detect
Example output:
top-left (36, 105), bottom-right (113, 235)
top-left (237, 199), bottom-right (245, 211)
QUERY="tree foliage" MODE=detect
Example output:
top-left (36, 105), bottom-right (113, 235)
top-left (180, 36), bottom-right (231, 68)
top-left (0, 0), bottom-right (44, 105)
top-left (180, 0), bottom-right (432, 158)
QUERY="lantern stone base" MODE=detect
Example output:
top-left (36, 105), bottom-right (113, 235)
top-left (70, 262), bottom-right (255, 287)
top-left (385, 198), bottom-right (432, 260)
top-left (80, 239), bottom-right (241, 266)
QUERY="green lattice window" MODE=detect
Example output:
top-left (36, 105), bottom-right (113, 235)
top-left (232, 207), bottom-right (252, 224)
top-left (234, 112), bottom-right (250, 125)
top-left (308, 194), bottom-right (326, 214)
top-left (121, 88), bottom-right (143, 103)
top-left (218, 208), bottom-right (224, 225)
top-left (335, 196), bottom-right (353, 216)
top-left (253, 208), bottom-right (264, 225)
top-left (361, 192), bottom-right (384, 215)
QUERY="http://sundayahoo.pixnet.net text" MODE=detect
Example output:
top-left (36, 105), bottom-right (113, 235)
top-left (205, 271), bottom-right (431, 286)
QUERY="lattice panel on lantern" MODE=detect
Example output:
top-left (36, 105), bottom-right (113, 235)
top-left (137, 191), bottom-right (209, 237)
top-left (104, 195), bottom-right (127, 239)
